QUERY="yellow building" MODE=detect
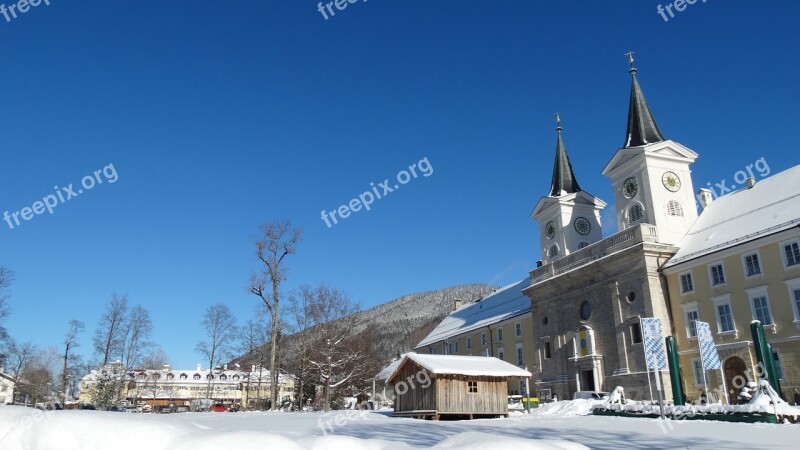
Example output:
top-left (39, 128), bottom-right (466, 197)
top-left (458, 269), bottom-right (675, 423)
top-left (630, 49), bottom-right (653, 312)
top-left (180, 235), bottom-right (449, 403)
top-left (663, 165), bottom-right (800, 403)
top-left (80, 364), bottom-right (294, 409)
top-left (414, 277), bottom-right (536, 396)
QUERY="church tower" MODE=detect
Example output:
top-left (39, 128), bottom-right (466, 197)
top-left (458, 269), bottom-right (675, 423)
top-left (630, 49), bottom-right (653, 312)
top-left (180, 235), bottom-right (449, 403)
top-left (533, 117), bottom-right (606, 264)
top-left (602, 54), bottom-right (699, 245)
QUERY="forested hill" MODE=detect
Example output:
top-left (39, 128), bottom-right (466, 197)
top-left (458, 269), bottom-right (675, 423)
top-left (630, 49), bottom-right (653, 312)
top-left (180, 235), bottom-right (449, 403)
top-left (235, 283), bottom-right (496, 368)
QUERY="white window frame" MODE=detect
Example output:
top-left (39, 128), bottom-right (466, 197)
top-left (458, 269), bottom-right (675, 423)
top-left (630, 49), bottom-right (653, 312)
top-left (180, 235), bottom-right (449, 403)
top-left (466, 336), bottom-right (472, 350)
top-left (681, 302), bottom-right (699, 339)
top-left (742, 251), bottom-right (763, 278)
top-left (783, 277), bottom-right (800, 327)
top-left (454, 340), bottom-right (459, 353)
top-left (515, 322), bottom-right (522, 337)
top-left (712, 294), bottom-right (736, 334)
top-left (708, 261), bottom-right (727, 287)
top-left (746, 286), bottom-right (774, 328)
top-left (666, 199), bottom-right (684, 217)
top-left (780, 239), bottom-right (800, 269)
top-left (481, 332), bottom-right (487, 346)
top-left (543, 341), bottom-right (552, 360)
top-left (498, 347), bottom-right (505, 361)
top-left (679, 271), bottom-right (694, 295)
top-left (497, 327), bottom-right (504, 342)
top-left (516, 343), bottom-right (524, 366)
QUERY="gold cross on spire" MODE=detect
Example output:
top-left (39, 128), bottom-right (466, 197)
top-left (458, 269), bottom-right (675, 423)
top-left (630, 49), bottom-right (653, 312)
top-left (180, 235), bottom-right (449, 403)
top-left (625, 51), bottom-right (635, 67)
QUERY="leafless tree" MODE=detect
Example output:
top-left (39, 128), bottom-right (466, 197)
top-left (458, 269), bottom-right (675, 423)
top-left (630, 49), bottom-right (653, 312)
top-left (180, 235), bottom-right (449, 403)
top-left (7, 340), bottom-right (39, 379)
top-left (249, 220), bottom-right (301, 410)
top-left (0, 267), bottom-right (13, 364)
top-left (121, 305), bottom-right (153, 369)
top-left (196, 303), bottom-right (238, 371)
top-left (286, 285), bottom-right (320, 409)
top-left (62, 320), bottom-right (85, 403)
top-left (238, 311), bottom-right (270, 409)
top-left (93, 293), bottom-right (129, 366)
top-left (305, 285), bottom-right (362, 411)
top-left (141, 346), bottom-right (170, 370)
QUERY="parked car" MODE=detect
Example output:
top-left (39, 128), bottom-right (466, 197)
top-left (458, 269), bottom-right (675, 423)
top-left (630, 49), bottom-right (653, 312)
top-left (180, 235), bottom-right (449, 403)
top-left (573, 391), bottom-right (610, 401)
top-left (175, 406), bottom-right (190, 413)
top-left (209, 403), bottom-right (229, 412)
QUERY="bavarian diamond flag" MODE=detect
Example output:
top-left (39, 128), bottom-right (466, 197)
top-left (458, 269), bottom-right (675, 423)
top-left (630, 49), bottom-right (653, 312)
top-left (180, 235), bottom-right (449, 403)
top-left (641, 317), bottom-right (667, 369)
top-left (696, 321), bottom-right (722, 370)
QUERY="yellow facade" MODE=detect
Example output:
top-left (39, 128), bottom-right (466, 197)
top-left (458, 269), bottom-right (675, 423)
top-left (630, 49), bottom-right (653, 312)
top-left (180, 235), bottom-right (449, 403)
top-left (665, 229), bottom-right (800, 403)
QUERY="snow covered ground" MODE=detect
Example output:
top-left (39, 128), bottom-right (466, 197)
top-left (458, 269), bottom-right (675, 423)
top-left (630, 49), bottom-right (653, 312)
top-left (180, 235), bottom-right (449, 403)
top-left (1, 403), bottom-right (797, 450)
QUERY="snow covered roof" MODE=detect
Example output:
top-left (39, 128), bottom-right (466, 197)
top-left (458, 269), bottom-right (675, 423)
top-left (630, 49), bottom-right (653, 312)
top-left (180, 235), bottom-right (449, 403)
top-left (664, 164), bottom-right (800, 268)
top-left (375, 355), bottom-right (406, 381)
top-left (414, 277), bottom-right (531, 349)
top-left (388, 353), bottom-right (531, 382)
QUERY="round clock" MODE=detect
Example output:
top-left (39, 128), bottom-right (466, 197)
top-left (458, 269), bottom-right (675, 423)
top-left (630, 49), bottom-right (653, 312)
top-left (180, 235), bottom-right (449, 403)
top-left (545, 221), bottom-right (556, 239)
top-left (580, 301), bottom-right (592, 321)
top-left (662, 171), bottom-right (681, 192)
top-left (574, 217), bottom-right (591, 235)
top-left (623, 177), bottom-right (638, 198)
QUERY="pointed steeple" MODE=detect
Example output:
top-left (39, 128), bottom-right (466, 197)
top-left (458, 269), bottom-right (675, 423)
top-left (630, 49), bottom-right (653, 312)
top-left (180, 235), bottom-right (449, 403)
top-left (548, 114), bottom-right (582, 197)
top-left (624, 53), bottom-right (665, 148)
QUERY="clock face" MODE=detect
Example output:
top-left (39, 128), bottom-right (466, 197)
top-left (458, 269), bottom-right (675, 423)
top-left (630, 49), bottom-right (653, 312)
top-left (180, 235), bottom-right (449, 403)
top-left (545, 221), bottom-right (556, 239)
top-left (574, 217), bottom-right (591, 235)
top-left (623, 177), bottom-right (638, 198)
top-left (662, 171), bottom-right (681, 192)
top-left (580, 301), bottom-right (592, 321)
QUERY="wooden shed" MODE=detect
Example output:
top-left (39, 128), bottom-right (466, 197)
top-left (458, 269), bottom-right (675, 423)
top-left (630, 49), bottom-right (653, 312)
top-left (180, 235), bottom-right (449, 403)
top-left (386, 353), bottom-right (531, 420)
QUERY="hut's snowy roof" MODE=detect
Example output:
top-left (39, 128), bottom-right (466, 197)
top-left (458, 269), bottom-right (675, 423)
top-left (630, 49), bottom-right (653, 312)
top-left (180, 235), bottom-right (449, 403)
top-left (388, 353), bottom-right (531, 382)
top-left (414, 277), bottom-right (531, 348)
top-left (665, 164), bottom-right (800, 268)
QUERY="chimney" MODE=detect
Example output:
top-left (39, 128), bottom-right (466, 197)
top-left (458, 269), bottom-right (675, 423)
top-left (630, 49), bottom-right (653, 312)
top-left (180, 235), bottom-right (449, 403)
top-left (454, 299), bottom-right (462, 310)
top-left (223, 364), bottom-right (228, 371)
top-left (747, 177), bottom-right (756, 189)
top-left (197, 364), bottom-right (201, 372)
top-left (698, 188), bottom-right (714, 209)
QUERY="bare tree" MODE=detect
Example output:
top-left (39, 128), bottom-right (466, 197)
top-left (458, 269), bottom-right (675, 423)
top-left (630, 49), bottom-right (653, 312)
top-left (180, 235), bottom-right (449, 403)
top-left (196, 303), bottom-right (238, 371)
top-left (305, 285), bottom-right (362, 411)
top-left (122, 305), bottom-right (153, 369)
top-left (141, 346), bottom-right (170, 370)
top-left (249, 220), bottom-right (301, 410)
top-left (7, 340), bottom-right (39, 379)
top-left (0, 267), bottom-right (13, 365)
top-left (238, 311), bottom-right (270, 409)
top-left (62, 320), bottom-right (85, 403)
top-left (286, 285), bottom-right (320, 410)
top-left (93, 293), bottom-right (129, 366)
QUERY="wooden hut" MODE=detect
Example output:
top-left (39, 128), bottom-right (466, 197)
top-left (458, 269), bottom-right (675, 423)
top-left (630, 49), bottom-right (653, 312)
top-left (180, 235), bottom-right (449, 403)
top-left (386, 353), bottom-right (531, 420)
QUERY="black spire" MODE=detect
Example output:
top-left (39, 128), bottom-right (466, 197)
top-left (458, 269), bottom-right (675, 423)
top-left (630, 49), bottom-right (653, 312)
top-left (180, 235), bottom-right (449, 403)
top-left (624, 53), bottom-right (666, 148)
top-left (548, 114), bottom-right (582, 197)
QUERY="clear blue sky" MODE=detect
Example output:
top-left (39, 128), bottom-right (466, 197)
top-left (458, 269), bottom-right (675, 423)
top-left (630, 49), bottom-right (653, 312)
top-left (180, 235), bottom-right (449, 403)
top-left (1, 1), bottom-right (798, 369)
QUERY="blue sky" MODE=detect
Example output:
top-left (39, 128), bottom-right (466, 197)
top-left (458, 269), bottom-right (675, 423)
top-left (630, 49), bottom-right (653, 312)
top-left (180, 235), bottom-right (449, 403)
top-left (1, 1), bottom-right (798, 369)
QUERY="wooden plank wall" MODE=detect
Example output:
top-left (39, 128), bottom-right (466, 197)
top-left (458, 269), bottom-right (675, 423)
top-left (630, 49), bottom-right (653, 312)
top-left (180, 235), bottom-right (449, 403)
top-left (436, 375), bottom-right (508, 414)
top-left (393, 361), bottom-right (436, 413)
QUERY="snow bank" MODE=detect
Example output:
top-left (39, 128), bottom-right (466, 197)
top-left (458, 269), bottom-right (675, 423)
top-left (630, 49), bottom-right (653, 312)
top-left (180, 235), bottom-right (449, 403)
top-left (528, 399), bottom-right (597, 418)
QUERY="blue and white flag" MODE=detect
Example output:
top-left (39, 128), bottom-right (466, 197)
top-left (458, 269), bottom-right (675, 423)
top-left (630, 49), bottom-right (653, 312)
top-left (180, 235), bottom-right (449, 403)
top-left (696, 321), bottom-right (722, 370)
top-left (641, 318), bottom-right (667, 369)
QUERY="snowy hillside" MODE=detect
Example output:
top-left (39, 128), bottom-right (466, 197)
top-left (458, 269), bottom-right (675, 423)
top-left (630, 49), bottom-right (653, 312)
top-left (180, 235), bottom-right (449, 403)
top-left (235, 284), bottom-right (496, 367)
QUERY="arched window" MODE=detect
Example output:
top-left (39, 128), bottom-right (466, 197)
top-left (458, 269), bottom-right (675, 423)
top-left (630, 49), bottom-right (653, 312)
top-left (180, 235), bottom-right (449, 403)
top-left (578, 241), bottom-right (589, 249)
top-left (548, 244), bottom-right (560, 258)
top-left (233, 375), bottom-right (240, 381)
top-left (166, 373), bottom-right (174, 381)
top-left (220, 374), bottom-right (227, 381)
top-left (152, 373), bottom-right (160, 380)
top-left (206, 374), bottom-right (213, 380)
top-left (666, 200), bottom-right (684, 216)
top-left (628, 204), bottom-right (644, 224)
top-left (193, 373), bottom-right (201, 380)
top-left (180, 373), bottom-right (188, 380)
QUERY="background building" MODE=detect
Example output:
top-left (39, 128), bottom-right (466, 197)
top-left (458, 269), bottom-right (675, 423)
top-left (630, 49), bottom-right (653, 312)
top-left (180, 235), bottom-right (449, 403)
top-left (663, 165), bottom-right (800, 403)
